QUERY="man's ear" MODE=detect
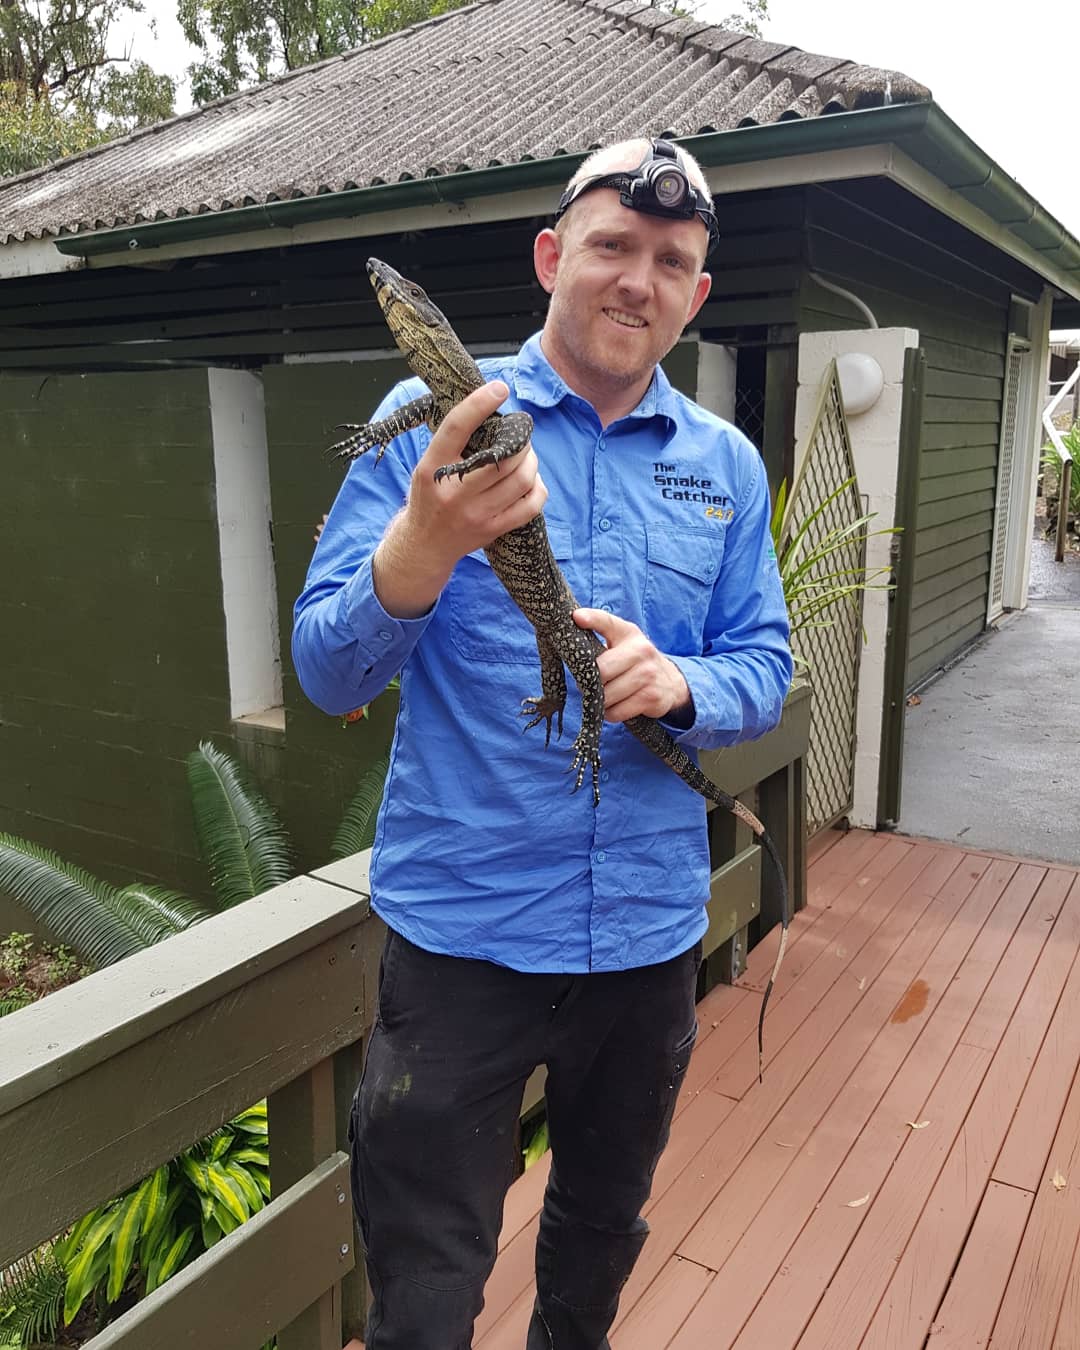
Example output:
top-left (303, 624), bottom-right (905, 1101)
top-left (534, 228), bottom-right (562, 295)
top-left (686, 270), bottom-right (712, 325)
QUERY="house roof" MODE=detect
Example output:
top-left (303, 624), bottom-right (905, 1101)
top-left (0, 0), bottom-right (931, 245)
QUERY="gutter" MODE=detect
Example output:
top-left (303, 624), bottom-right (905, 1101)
top-left (51, 102), bottom-right (1080, 298)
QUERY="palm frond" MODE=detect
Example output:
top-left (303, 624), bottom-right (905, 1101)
top-left (0, 835), bottom-right (144, 968)
top-left (185, 743), bottom-right (293, 909)
top-left (0, 1245), bottom-right (66, 1346)
top-left (330, 751), bottom-right (390, 860)
top-left (113, 885), bottom-right (212, 945)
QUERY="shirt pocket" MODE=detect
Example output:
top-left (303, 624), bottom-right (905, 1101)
top-left (642, 523), bottom-right (724, 655)
top-left (448, 522), bottom-right (575, 664)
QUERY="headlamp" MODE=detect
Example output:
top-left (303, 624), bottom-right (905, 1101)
top-left (554, 139), bottom-right (719, 258)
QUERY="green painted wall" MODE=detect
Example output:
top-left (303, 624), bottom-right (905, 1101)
top-left (0, 361), bottom-right (417, 936)
top-left (257, 358), bottom-right (412, 868)
top-left (0, 369), bottom-right (226, 906)
top-left (797, 180), bottom-right (1042, 689)
top-left (5, 174), bottom-right (1029, 929)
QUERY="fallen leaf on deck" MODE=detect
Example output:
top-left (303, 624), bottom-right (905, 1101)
top-left (857, 976), bottom-right (866, 990)
top-left (846, 1194), bottom-right (871, 1208)
top-left (1053, 1171), bottom-right (1067, 1191)
top-left (907, 694), bottom-right (922, 706)
top-left (906, 1120), bottom-right (931, 1130)
top-left (835, 946), bottom-right (848, 958)
top-left (775, 1140), bottom-right (795, 1149)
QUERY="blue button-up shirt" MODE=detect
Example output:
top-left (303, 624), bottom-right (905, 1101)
top-left (293, 333), bottom-right (792, 973)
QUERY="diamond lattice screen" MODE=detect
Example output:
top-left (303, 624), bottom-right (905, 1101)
top-left (784, 361), bottom-right (866, 835)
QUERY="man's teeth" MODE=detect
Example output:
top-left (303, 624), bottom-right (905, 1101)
top-left (605, 309), bottom-right (646, 328)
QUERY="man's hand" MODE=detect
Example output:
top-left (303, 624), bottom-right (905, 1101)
top-left (573, 608), bottom-right (693, 725)
top-left (373, 382), bottom-right (546, 619)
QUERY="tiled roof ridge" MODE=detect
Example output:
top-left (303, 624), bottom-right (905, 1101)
top-left (583, 0), bottom-right (929, 106)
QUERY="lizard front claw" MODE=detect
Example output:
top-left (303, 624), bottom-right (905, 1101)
top-left (324, 424), bottom-right (390, 465)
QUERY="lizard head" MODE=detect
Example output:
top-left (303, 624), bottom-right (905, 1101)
top-left (367, 258), bottom-right (452, 363)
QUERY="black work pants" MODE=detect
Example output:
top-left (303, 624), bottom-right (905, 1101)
top-left (348, 928), bottom-right (700, 1349)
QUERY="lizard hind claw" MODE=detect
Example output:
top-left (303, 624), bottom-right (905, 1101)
top-left (520, 697), bottom-right (564, 747)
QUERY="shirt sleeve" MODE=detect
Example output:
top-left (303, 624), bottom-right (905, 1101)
top-left (661, 440), bottom-right (793, 749)
top-left (291, 380), bottom-right (435, 717)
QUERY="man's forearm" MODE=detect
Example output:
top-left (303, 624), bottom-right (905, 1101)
top-left (372, 508), bottom-right (455, 619)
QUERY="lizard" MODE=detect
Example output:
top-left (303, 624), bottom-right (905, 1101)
top-left (327, 257), bottom-right (790, 1080)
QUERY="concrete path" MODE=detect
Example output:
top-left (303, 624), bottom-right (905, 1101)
top-left (898, 536), bottom-right (1080, 867)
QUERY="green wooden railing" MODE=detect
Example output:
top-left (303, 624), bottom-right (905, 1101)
top-left (0, 681), bottom-right (808, 1350)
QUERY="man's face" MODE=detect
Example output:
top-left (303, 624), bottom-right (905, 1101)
top-left (536, 189), bottom-right (712, 401)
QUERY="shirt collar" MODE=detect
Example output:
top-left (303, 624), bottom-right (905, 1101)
top-left (512, 331), bottom-right (680, 439)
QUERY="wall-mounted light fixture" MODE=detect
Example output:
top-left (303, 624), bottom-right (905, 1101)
top-left (836, 352), bottom-right (885, 416)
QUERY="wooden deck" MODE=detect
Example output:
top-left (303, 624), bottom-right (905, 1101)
top-left (473, 828), bottom-right (1080, 1349)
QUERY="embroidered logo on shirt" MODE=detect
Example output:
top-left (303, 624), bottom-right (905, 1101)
top-left (653, 462), bottom-right (733, 520)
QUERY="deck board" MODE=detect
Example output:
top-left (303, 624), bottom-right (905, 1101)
top-left (471, 830), bottom-right (1080, 1350)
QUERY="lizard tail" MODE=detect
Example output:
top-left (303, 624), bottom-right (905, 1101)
top-left (754, 824), bottom-right (789, 1085)
top-left (645, 733), bottom-right (789, 1083)
top-left (617, 718), bottom-right (792, 1082)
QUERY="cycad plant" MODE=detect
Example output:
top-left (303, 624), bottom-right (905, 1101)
top-left (0, 742), bottom-right (294, 971)
top-left (0, 742), bottom-right (299, 1345)
top-left (0, 732), bottom-right (392, 1346)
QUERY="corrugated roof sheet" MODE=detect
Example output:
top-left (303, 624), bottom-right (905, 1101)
top-left (0, 0), bottom-right (931, 244)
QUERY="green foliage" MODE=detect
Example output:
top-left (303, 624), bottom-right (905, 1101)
top-left (0, 931), bottom-right (90, 1016)
top-left (654, 0), bottom-right (769, 37)
top-left (0, 81), bottom-right (103, 176)
top-left (0, 1), bottom-right (175, 174)
top-left (55, 1102), bottom-right (269, 1328)
top-left (0, 735), bottom-right (382, 1338)
top-left (331, 749), bottom-right (391, 859)
top-left (96, 59), bottom-right (177, 132)
top-left (1042, 423), bottom-right (1080, 519)
top-left (0, 0), bottom-right (141, 102)
top-left (179, 0), bottom-right (473, 104)
top-left (770, 474), bottom-right (897, 660)
top-left (0, 835), bottom-right (211, 968)
top-left (522, 1116), bottom-right (549, 1170)
top-left (186, 741), bottom-right (294, 908)
top-left (0, 1247), bottom-right (65, 1347)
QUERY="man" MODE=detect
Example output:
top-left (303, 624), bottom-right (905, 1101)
top-left (293, 138), bottom-right (792, 1350)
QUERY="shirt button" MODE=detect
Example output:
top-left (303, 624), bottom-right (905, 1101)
top-left (598, 437), bottom-right (606, 451)
top-left (595, 850), bottom-right (607, 864)
top-left (379, 630), bottom-right (392, 641)
top-left (599, 518), bottom-right (612, 531)
top-left (601, 771), bottom-right (610, 783)
top-left (600, 603), bottom-right (613, 613)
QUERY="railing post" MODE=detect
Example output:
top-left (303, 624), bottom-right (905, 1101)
top-left (269, 1058), bottom-right (348, 1350)
top-left (1056, 456), bottom-right (1073, 563)
top-left (334, 1040), bottom-right (370, 1341)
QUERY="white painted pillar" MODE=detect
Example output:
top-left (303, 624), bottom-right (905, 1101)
top-left (695, 340), bottom-right (737, 421)
top-left (1013, 286), bottom-right (1054, 610)
top-left (793, 328), bottom-right (919, 830)
top-left (209, 368), bottom-right (283, 721)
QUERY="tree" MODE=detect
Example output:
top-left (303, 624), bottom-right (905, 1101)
top-left (0, 81), bottom-right (102, 176)
top-left (178, 0), bottom-right (475, 105)
top-left (0, 0), bottom-right (175, 176)
top-left (656, 0), bottom-right (769, 38)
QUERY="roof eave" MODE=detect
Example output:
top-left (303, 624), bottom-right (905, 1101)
top-left (49, 101), bottom-right (1080, 301)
